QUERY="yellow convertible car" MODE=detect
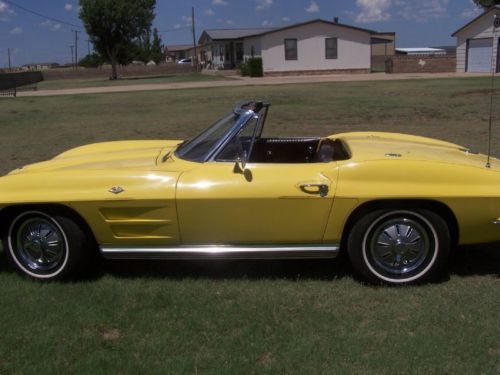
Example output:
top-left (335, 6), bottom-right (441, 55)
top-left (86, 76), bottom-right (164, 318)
top-left (1, 100), bottom-right (499, 284)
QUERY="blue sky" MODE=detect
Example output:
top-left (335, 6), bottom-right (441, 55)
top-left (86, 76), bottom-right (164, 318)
top-left (0, 0), bottom-right (486, 67)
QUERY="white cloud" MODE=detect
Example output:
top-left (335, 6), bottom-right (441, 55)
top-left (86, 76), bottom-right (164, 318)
top-left (0, 1), bottom-right (14, 20)
top-left (212, 0), bottom-right (228, 5)
top-left (461, 0), bottom-right (481, 19)
top-left (353, 0), bottom-right (449, 23)
top-left (397, 0), bottom-right (449, 22)
top-left (9, 26), bottom-right (23, 34)
top-left (355, 0), bottom-right (391, 23)
top-left (256, 0), bottom-right (272, 11)
top-left (181, 15), bottom-right (193, 27)
top-left (262, 20), bottom-right (272, 26)
top-left (305, 0), bottom-right (319, 13)
top-left (0, 1), bottom-right (13, 14)
top-left (173, 24), bottom-right (181, 29)
top-left (216, 18), bottom-right (233, 25)
top-left (204, 8), bottom-right (215, 16)
top-left (64, 3), bottom-right (73, 12)
top-left (282, 16), bottom-right (291, 22)
top-left (40, 20), bottom-right (62, 31)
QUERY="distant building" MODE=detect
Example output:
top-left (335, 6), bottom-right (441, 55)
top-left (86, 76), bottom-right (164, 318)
top-left (21, 62), bottom-right (59, 71)
top-left (431, 46), bottom-right (457, 55)
top-left (452, 6), bottom-right (500, 73)
top-left (165, 45), bottom-right (195, 62)
top-left (371, 32), bottom-right (396, 72)
top-left (198, 27), bottom-right (274, 69)
top-left (395, 48), bottom-right (446, 56)
top-left (197, 18), bottom-right (395, 75)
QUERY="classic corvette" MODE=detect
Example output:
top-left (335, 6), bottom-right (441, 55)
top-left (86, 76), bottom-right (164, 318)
top-left (1, 100), bottom-right (499, 284)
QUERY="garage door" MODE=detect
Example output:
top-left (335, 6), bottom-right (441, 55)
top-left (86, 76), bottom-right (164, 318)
top-left (467, 38), bottom-right (493, 73)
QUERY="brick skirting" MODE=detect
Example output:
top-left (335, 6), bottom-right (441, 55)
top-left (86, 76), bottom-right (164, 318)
top-left (264, 68), bottom-right (370, 77)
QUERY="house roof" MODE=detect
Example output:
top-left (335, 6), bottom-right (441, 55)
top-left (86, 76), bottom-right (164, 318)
top-left (452, 5), bottom-right (500, 36)
top-left (200, 27), bottom-right (275, 41)
top-left (199, 19), bottom-right (387, 44)
top-left (396, 48), bottom-right (446, 55)
top-left (256, 19), bottom-right (378, 37)
top-left (166, 44), bottom-right (195, 52)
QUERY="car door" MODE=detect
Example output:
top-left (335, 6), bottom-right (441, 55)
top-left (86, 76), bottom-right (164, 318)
top-left (176, 161), bottom-right (337, 244)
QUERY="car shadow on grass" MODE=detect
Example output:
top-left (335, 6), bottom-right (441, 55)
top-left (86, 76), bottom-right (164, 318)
top-left (102, 243), bottom-right (500, 281)
top-left (0, 244), bottom-right (498, 282)
top-left (102, 256), bottom-right (351, 281)
top-left (449, 243), bottom-right (500, 278)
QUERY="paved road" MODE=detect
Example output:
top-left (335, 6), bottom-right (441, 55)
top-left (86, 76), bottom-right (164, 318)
top-left (17, 72), bottom-right (486, 97)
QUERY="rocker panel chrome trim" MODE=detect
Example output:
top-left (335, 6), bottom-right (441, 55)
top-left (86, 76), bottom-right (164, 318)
top-left (100, 244), bottom-right (340, 260)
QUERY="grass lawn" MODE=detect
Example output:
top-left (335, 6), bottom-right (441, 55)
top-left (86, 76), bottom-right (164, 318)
top-left (0, 77), bottom-right (499, 373)
top-left (36, 72), bottom-right (234, 90)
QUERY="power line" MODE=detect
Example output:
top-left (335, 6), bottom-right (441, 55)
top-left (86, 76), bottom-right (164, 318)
top-left (2, 0), bottom-right (82, 29)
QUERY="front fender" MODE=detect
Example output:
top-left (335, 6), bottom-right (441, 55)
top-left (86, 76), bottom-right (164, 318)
top-left (0, 169), bottom-right (182, 246)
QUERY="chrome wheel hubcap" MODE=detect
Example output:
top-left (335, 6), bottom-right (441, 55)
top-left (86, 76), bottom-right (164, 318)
top-left (15, 217), bottom-right (65, 272)
top-left (369, 218), bottom-right (430, 275)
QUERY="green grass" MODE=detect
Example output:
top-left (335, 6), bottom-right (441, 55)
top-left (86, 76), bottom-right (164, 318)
top-left (0, 77), bottom-right (499, 373)
top-left (36, 72), bottom-right (234, 90)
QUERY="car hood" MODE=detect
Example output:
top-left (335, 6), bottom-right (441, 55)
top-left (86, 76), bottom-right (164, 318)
top-left (336, 132), bottom-right (500, 169)
top-left (8, 140), bottom-right (182, 175)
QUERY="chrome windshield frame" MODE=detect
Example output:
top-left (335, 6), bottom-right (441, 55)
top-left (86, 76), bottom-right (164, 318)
top-left (175, 100), bottom-right (269, 163)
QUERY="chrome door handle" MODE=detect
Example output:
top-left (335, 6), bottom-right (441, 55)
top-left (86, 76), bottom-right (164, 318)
top-left (299, 183), bottom-right (329, 197)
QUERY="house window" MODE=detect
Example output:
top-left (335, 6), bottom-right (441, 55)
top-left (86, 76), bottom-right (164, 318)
top-left (284, 39), bottom-right (297, 60)
top-left (325, 38), bottom-right (338, 59)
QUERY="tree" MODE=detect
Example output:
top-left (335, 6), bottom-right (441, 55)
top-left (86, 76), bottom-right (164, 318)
top-left (473, 0), bottom-right (500, 9)
top-left (78, 53), bottom-right (104, 68)
top-left (150, 28), bottom-right (164, 64)
top-left (128, 27), bottom-right (163, 64)
top-left (79, 0), bottom-right (156, 79)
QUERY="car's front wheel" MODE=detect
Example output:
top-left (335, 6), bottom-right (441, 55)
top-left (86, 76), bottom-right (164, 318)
top-left (347, 208), bottom-right (450, 285)
top-left (4, 209), bottom-right (91, 280)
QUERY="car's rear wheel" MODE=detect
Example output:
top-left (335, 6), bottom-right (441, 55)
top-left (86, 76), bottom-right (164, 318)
top-left (4, 209), bottom-right (90, 280)
top-left (347, 208), bottom-right (450, 285)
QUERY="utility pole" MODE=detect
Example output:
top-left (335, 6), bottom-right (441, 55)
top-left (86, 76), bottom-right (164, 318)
top-left (7, 47), bottom-right (11, 72)
top-left (72, 30), bottom-right (81, 69)
top-left (191, 6), bottom-right (198, 70)
top-left (87, 39), bottom-right (91, 55)
top-left (70, 45), bottom-right (74, 67)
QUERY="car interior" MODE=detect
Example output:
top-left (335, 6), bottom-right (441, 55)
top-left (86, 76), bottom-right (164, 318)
top-left (217, 136), bottom-right (351, 163)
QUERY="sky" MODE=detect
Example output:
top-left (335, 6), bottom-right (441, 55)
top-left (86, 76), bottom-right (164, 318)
top-left (0, 0), bottom-right (487, 67)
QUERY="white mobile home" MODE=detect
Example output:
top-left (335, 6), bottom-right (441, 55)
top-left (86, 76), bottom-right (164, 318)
top-left (198, 19), bottom-right (394, 75)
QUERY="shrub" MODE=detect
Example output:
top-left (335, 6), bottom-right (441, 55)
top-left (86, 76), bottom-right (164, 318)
top-left (238, 62), bottom-right (249, 76)
top-left (247, 57), bottom-right (263, 77)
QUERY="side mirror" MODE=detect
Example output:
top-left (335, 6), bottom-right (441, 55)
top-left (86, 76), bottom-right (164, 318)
top-left (233, 149), bottom-right (248, 174)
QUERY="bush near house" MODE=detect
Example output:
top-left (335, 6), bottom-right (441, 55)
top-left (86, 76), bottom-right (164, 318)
top-left (238, 61), bottom-right (249, 76)
top-left (247, 57), bottom-right (263, 77)
top-left (239, 58), bottom-right (263, 77)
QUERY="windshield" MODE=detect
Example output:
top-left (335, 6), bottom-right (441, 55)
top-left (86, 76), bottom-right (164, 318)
top-left (175, 112), bottom-right (240, 162)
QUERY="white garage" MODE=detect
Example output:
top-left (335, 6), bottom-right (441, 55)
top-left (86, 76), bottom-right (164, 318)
top-left (453, 6), bottom-right (500, 73)
top-left (467, 38), bottom-right (493, 72)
